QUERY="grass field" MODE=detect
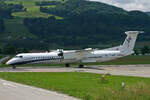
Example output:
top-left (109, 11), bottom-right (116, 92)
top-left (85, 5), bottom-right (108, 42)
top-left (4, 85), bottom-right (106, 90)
top-left (0, 72), bottom-right (150, 100)
top-left (5, 1), bottom-right (63, 19)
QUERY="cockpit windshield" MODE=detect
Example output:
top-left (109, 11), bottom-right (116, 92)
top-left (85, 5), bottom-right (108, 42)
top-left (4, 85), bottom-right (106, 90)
top-left (15, 55), bottom-right (23, 58)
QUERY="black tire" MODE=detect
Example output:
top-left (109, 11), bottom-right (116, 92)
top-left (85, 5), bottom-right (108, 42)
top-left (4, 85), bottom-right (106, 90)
top-left (12, 66), bottom-right (16, 69)
top-left (65, 63), bottom-right (70, 67)
top-left (79, 64), bottom-right (84, 68)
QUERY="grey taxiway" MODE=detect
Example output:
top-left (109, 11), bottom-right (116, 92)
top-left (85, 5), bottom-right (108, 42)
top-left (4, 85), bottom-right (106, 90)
top-left (0, 79), bottom-right (79, 100)
top-left (1, 65), bottom-right (150, 77)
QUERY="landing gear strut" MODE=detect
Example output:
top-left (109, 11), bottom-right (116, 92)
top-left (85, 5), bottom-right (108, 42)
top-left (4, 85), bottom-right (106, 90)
top-left (79, 64), bottom-right (84, 68)
top-left (12, 65), bottom-right (16, 69)
top-left (65, 63), bottom-right (70, 67)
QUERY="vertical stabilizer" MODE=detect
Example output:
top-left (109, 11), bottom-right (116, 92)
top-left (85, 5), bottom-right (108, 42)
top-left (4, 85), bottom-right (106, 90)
top-left (101, 31), bottom-right (142, 53)
top-left (121, 31), bottom-right (142, 51)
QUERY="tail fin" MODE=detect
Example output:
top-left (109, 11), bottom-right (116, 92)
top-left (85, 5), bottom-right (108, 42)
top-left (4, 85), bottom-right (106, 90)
top-left (121, 31), bottom-right (142, 51)
top-left (102, 31), bottom-right (142, 53)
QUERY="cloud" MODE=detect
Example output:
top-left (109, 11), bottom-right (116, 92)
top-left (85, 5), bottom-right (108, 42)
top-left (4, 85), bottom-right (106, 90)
top-left (116, 0), bottom-right (134, 4)
top-left (90, 0), bottom-right (150, 12)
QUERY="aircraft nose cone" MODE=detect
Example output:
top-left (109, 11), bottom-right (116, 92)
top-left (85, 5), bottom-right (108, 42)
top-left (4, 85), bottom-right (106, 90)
top-left (6, 60), bottom-right (12, 65)
top-left (6, 58), bottom-right (20, 65)
top-left (6, 58), bottom-right (16, 65)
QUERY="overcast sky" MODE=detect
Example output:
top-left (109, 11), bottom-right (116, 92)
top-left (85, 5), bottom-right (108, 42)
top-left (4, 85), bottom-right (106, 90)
top-left (90, 0), bottom-right (150, 12)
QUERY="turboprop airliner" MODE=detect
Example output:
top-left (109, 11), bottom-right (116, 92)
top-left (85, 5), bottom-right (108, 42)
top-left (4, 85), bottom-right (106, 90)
top-left (6, 31), bottom-right (142, 69)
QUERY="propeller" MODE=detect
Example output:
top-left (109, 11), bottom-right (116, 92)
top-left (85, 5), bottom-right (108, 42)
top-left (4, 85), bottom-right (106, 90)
top-left (57, 49), bottom-right (64, 57)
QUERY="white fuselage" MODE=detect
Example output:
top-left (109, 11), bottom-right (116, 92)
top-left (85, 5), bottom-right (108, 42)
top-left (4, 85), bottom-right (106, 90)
top-left (6, 50), bottom-right (128, 65)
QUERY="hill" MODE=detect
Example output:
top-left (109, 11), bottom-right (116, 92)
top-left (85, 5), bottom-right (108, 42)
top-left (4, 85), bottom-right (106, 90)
top-left (40, 0), bottom-right (127, 17)
top-left (146, 12), bottom-right (150, 16)
top-left (24, 0), bottom-right (150, 49)
top-left (0, 0), bottom-right (150, 53)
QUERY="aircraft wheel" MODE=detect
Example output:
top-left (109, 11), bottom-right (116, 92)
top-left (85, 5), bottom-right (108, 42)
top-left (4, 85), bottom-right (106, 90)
top-left (12, 66), bottom-right (16, 69)
top-left (79, 64), bottom-right (84, 68)
top-left (65, 63), bottom-right (70, 67)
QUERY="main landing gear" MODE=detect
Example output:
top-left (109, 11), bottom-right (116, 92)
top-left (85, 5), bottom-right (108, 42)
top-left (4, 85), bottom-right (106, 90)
top-left (12, 65), bottom-right (16, 69)
top-left (78, 64), bottom-right (84, 68)
top-left (65, 63), bottom-right (84, 68)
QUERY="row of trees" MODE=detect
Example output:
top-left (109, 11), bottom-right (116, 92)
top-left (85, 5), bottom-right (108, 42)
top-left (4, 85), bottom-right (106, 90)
top-left (135, 46), bottom-right (150, 55)
top-left (0, 46), bottom-right (28, 54)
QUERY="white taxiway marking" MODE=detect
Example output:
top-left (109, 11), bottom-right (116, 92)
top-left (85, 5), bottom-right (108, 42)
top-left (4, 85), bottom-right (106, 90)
top-left (3, 83), bottom-right (17, 88)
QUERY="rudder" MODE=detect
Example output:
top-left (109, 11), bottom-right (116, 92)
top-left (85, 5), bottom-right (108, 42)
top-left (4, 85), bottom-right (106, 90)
top-left (122, 31), bottom-right (142, 51)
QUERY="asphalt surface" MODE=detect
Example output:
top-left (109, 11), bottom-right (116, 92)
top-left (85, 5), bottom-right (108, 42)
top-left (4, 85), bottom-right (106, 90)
top-left (0, 79), bottom-right (79, 100)
top-left (1, 65), bottom-right (150, 77)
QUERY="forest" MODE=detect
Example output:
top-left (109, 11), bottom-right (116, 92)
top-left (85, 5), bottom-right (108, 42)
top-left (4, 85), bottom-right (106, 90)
top-left (24, 0), bottom-right (150, 47)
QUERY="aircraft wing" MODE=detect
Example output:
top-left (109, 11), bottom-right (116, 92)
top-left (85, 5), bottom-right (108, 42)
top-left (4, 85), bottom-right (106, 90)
top-left (102, 46), bottom-right (121, 51)
top-left (75, 48), bottom-right (95, 54)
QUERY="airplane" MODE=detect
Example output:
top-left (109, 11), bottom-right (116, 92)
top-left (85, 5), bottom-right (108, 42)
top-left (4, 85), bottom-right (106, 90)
top-left (6, 31), bottom-right (142, 69)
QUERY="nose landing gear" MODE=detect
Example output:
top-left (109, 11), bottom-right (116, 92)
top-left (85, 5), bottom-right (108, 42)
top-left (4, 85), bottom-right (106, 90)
top-left (12, 65), bottom-right (16, 69)
top-left (65, 63), bottom-right (70, 67)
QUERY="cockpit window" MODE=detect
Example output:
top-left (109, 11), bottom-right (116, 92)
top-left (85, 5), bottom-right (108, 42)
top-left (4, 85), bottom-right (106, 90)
top-left (15, 56), bottom-right (23, 58)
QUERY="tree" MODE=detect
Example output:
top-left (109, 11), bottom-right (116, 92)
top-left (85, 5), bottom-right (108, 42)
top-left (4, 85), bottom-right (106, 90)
top-left (2, 45), bottom-right (16, 54)
top-left (17, 48), bottom-right (29, 53)
top-left (141, 46), bottom-right (150, 55)
top-left (0, 19), bottom-right (4, 34)
top-left (134, 49), bottom-right (139, 55)
top-left (0, 48), bottom-right (2, 53)
top-left (48, 16), bottom-right (56, 22)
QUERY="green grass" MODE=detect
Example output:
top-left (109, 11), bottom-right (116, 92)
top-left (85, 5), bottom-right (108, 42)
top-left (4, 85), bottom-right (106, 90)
top-left (0, 72), bottom-right (150, 100)
top-left (5, 1), bottom-right (63, 19)
top-left (43, 5), bottom-right (56, 8)
top-left (5, 1), bottom-right (21, 4)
